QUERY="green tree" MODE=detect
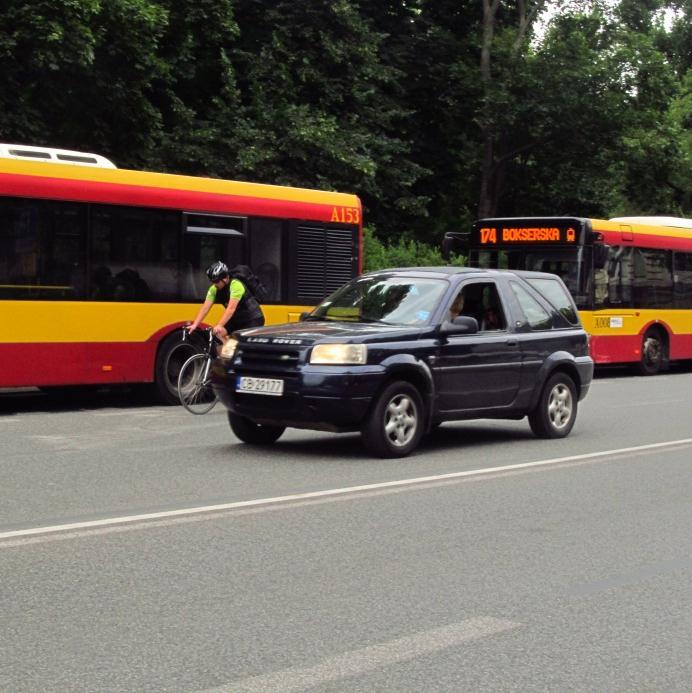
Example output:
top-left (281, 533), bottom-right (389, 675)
top-left (147, 0), bottom-right (243, 174)
top-left (224, 0), bottom-right (428, 238)
top-left (0, 0), bottom-right (169, 163)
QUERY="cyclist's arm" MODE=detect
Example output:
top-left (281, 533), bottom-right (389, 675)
top-left (215, 298), bottom-right (239, 332)
top-left (189, 298), bottom-right (214, 332)
top-left (213, 280), bottom-right (245, 333)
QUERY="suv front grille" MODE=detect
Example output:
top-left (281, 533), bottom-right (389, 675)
top-left (235, 344), bottom-right (304, 375)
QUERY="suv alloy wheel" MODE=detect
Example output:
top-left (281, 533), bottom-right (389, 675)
top-left (361, 380), bottom-right (424, 458)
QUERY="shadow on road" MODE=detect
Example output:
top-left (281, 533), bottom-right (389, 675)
top-left (218, 421), bottom-right (536, 462)
top-left (4, 360), bottom-right (691, 416)
top-left (593, 361), bottom-right (692, 379)
top-left (0, 385), bottom-right (165, 415)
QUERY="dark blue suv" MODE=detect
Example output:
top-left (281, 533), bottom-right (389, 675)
top-left (211, 267), bottom-right (593, 457)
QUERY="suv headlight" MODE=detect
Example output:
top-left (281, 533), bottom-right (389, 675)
top-left (310, 344), bottom-right (367, 365)
top-left (219, 338), bottom-right (239, 360)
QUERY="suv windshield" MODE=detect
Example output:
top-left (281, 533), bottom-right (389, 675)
top-left (308, 275), bottom-right (448, 325)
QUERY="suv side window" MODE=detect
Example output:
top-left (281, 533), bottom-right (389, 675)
top-left (525, 277), bottom-right (579, 325)
top-left (510, 281), bottom-right (552, 330)
top-left (448, 281), bottom-right (506, 331)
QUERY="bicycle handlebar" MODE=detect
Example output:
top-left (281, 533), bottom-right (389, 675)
top-left (181, 325), bottom-right (219, 349)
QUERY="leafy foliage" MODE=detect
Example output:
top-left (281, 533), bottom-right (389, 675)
top-left (363, 227), bottom-right (465, 272)
top-left (0, 0), bottom-right (688, 253)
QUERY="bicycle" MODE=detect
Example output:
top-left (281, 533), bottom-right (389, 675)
top-left (177, 326), bottom-right (221, 415)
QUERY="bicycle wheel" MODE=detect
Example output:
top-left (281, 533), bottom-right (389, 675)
top-left (177, 353), bottom-right (218, 414)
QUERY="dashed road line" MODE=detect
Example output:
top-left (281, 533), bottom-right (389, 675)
top-left (201, 617), bottom-right (519, 693)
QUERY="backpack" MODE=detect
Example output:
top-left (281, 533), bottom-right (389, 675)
top-left (230, 264), bottom-right (269, 302)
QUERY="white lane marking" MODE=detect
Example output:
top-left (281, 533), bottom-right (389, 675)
top-left (1, 437), bottom-right (692, 544)
top-left (201, 617), bottom-right (519, 693)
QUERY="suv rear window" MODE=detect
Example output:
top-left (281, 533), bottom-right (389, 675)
top-left (526, 277), bottom-right (579, 325)
top-left (510, 281), bottom-right (552, 330)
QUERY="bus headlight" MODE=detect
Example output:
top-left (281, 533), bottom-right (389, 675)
top-left (220, 338), bottom-right (239, 360)
top-left (310, 344), bottom-right (367, 365)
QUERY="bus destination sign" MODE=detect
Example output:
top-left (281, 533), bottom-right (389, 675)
top-left (472, 220), bottom-right (581, 246)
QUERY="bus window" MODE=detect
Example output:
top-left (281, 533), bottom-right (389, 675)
top-left (593, 246), bottom-right (610, 309)
top-left (91, 206), bottom-right (180, 302)
top-left (632, 248), bottom-right (672, 309)
top-left (674, 252), bottom-right (692, 309)
top-left (524, 250), bottom-right (582, 298)
top-left (249, 218), bottom-right (282, 302)
top-left (602, 246), bottom-right (674, 309)
top-left (469, 249), bottom-right (522, 270)
top-left (181, 232), bottom-right (245, 302)
top-left (49, 204), bottom-right (87, 299)
top-left (0, 198), bottom-right (86, 300)
top-left (605, 246), bottom-right (633, 307)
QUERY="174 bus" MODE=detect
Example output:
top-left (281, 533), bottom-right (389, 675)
top-left (444, 216), bottom-right (692, 375)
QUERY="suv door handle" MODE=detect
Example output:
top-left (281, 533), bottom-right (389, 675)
top-left (506, 339), bottom-right (518, 347)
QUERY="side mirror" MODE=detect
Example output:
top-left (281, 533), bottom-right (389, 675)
top-left (440, 315), bottom-right (479, 335)
top-left (299, 311), bottom-right (311, 322)
top-left (442, 235), bottom-right (453, 262)
top-left (442, 232), bottom-right (467, 262)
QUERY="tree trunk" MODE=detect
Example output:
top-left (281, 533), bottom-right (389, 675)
top-left (478, 0), bottom-right (500, 219)
top-left (477, 0), bottom-right (545, 219)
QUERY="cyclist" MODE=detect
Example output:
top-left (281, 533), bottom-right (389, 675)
top-left (188, 261), bottom-right (265, 341)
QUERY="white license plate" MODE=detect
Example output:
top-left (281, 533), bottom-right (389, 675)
top-left (236, 376), bottom-right (284, 396)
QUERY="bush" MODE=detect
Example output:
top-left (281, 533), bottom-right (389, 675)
top-left (363, 227), bottom-right (465, 272)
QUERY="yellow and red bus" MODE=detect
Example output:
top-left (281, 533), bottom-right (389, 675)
top-left (0, 147), bottom-right (362, 401)
top-left (444, 216), bottom-right (692, 374)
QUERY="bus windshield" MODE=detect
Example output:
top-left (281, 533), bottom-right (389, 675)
top-left (468, 247), bottom-right (591, 308)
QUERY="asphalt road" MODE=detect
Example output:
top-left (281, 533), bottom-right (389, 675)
top-left (1, 368), bottom-right (692, 692)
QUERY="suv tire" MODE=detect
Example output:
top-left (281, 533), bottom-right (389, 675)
top-left (228, 412), bottom-right (285, 444)
top-left (361, 380), bottom-right (424, 458)
top-left (528, 372), bottom-right (577, 439)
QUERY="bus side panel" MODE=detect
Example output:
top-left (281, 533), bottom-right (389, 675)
top-left (0, 342), bottom-right (156, 387)
top-left (0, 342), bottom-right (88, 387)
top-left (583, 311), bottom-right (692, 364)
top-left (588, 331), bottom-right (692, 364)
top-left (587, 334), bottom-right (641, 364)
top-left (0, 301), bottom-right (317, 388)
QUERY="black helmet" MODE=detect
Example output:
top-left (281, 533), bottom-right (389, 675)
top-left (206, 261), bottom-right (229, 282)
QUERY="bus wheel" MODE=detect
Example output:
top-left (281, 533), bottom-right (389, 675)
top-left (154, 332), bottom-right (201, 404)
top-left (636, 329), bottom-right (666, 376)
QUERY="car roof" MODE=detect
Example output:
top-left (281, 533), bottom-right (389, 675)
top-left (364, 266), bottom-right (563, 281)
